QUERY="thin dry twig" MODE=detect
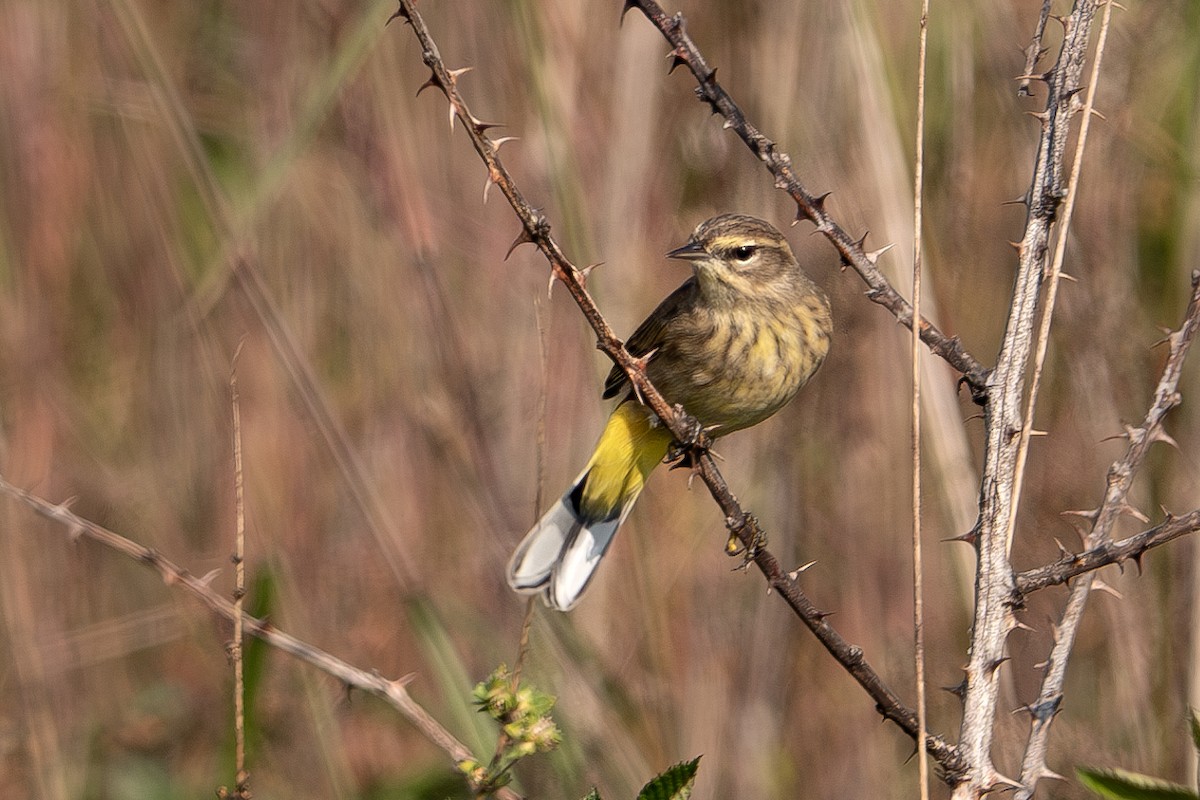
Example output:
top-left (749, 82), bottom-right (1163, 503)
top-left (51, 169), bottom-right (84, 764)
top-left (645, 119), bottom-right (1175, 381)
top-left (224, 343), bottom-right (250, 799)
top-left (0, 476), bottom-right (522, 800)
top-left (1013, 267), bottom-right (1200, 799)
top-left (911, 0), bottom-right (931, 796)
top-left (390, 0), bottom-right (967, 780)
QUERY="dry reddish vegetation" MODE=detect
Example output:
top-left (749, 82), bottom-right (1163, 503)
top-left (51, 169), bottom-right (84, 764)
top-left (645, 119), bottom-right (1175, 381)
top-left (1, 2), bottom-right (1198, 798)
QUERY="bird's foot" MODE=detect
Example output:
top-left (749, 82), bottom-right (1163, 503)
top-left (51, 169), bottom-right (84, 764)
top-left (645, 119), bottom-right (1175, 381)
top-left (726, 513), bottom-right (766, 570)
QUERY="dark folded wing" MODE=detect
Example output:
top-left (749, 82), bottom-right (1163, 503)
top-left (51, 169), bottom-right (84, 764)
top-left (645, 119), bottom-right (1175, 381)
top-left (602, 277), bottom-right (698, 399)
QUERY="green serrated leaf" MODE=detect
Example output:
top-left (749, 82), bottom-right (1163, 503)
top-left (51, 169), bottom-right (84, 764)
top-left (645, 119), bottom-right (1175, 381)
top-left (636, 756), bottom-right (702, 800)
top-left (1077, 767), bottom-right (1200, 800)
top-left (1190, 708), bottom-right (1200, 754)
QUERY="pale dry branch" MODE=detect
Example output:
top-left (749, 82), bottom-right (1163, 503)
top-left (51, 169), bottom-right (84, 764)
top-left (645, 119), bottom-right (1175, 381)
top-left (953, 2), bottom-right (1106, 795)
top-left (0, 476), bottom-right (521, 800)
top-left (390, 0), bottom-right (967, 780)
top-left (1013, 268), bottom-right (1200, 799)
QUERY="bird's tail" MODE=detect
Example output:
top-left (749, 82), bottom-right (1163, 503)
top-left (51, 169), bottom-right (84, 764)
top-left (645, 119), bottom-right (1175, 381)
top-left (507, 402), bottom-right (672, 610)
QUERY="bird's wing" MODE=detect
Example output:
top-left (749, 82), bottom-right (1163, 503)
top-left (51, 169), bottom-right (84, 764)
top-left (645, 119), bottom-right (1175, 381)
top-left (602, 277), bottom-right (698, 399)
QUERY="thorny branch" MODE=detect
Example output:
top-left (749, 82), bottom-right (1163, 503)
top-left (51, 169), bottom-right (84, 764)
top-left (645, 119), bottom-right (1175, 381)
top-left (946, 1), bottom-right (1108, 795)
top-left (626, 1), bottom-right (1194, 797)
top-left (1018, 0), bottom-right (1054, 97)
top-left (1015, 509), bottom-right (1200, 596)
top-left (389, 0), bottom-right (967, 779)
top-left (1013, 270), bottom-right (1200, 799)
top-left (0, 476), bottom-right (523, 800)
top-left (624, 0), bottom-right (991, 402)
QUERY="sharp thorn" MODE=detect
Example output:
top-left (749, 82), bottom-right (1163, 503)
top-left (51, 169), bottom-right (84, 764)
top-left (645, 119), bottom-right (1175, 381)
top-left (416, 73), bottom-right (442, 97)
top-left (942, 679), bottom-right (967, 699)
top-left (505, 226), bottom-right (536, 260)
top-left (787, 560), bottom-right (817, 580)
top-left (943, 529), bottom-right (977, 545)
top-left (1150, 429), bottom-right (1180, 451)
top-left (1039, 768), bottom-right (1067, 783)
top-left (470, 117), bottom-right (504, 135)
top-left (988, 771), bottom-right (1023, 791)
top-left (577, 262), bottom-right (603, 288)
top-left (865, 243), bottom-right (895, 265)
top-left (666, 46), bottom-right (689, 74)
top-left (1117, 502), bottom-right (1150, 524)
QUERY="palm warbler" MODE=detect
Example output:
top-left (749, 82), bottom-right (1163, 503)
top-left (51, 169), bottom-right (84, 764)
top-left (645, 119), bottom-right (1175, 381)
top-left (508, 213), bottom-right (832, 610)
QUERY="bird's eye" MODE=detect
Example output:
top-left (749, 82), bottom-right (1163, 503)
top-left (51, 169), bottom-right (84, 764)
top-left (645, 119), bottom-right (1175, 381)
top-left (732, 245), bottom-right (757, 262)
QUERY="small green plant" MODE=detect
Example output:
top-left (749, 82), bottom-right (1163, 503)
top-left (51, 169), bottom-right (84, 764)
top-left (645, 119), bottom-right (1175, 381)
top-left (584, 756), bottom-right (701, 800)
top-left (458, 665), bottom-right (562, 794)
top-left (459, 665), bottom-right (701, 799)
top-left (1077, 709), bottom-right (1200, 799)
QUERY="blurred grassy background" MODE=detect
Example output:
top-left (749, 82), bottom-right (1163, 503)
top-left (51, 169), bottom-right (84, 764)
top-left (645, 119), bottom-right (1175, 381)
top-left (0, 0), bottom-right (1198, 797)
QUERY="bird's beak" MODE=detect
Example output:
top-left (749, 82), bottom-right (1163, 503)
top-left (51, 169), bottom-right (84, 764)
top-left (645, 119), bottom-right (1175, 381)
top-left (666, 240), bottom-right (707, 261)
